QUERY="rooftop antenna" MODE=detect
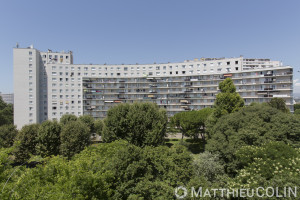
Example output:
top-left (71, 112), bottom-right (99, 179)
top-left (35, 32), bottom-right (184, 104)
top-left (16, 42), bottom-right (19, 48)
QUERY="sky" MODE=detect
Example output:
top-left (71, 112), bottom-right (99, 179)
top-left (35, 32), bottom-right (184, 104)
top-left (1, 0), bottom-right (300, 93)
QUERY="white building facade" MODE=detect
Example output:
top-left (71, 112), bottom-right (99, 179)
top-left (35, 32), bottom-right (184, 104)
top-left (13, 46), bottom-right (293, 129)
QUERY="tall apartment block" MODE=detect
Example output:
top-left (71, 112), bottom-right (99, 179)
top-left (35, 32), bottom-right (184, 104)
top-left (13, 46), bottom-right (293, 129)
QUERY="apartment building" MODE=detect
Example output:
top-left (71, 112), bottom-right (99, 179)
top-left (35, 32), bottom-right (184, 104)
top-left (13, 46), bottom-right (293, 128)
top-left (0, 93), bottom-right (14, 104)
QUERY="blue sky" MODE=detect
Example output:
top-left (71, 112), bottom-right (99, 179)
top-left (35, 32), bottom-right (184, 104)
top-left (1, 0), bottom-right (300, 93)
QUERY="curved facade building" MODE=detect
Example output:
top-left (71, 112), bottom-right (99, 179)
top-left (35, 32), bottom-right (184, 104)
top-left (14, 46), bottom-right (293, 128)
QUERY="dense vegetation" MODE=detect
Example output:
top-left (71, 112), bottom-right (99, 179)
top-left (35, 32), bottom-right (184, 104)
top-left (0, 80), bottom-right (299, 199)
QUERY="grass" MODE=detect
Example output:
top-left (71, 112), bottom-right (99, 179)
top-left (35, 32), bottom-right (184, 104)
top-left (165, 138), bottom-right (205, 154)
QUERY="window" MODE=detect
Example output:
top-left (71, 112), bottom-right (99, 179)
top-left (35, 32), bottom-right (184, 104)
top-left (78, 67), bottom-right (81, 70)
top-left (124, 67), bottom-right (128, 71)
top-left (163, 66), bottom-right (166, 70)
top-left (182, 71), bottom-right (186, 74)
top-left (117, 73), bottom-right (121, 76)
top-left (149, 72), bottom-right (153, 75)
top-left (203, 64), bottom-right (206, 67)
top-left (182, 65), bottom-right (186, 69)
top-left (217, 68), bottom-right (222, 71)
top-left (156, 66), bottom-right (160, 70)
top-left (227, 62), bottom-right (230, 65)
top-left (71, 67), bottom-right (75, 71)
top-left (156, 72), bottom-right (160, 76)
top-left (170, 72), bottom-right (172, 75)
top-left (91, 67), bottom-right (96, 71)
top-left (169, 66), bottom-right (172, 69)
top-left (176, 71), bottom-right (178, 74)
top-left (189, 65), bottom-right (193, 68)
top-left (235, 61), bottom-right (239, 64)
top-left (218, 62), bottom-right (222, 66)
top-left (52, 72), bottom-right (57, 76)
top-left (29, 57), bottom-right (32, 62)
top-left (235, 67), bottom-right (239, 70)
top-left (29, 64), bottom-right (32, 68)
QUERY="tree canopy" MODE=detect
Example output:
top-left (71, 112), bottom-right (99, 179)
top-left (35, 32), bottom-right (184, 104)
top-left (206, 103), bottom-right (300, 174)
top-left (102, 102), bottom-right (168, 147)
top-left (214, 78), bottom-right (244, 117)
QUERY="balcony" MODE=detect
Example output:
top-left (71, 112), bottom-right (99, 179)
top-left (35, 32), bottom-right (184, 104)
top-left (184, 78), bottom-right (191, 81)
top-left (119, 86), bottom-right (125, 88)
top-left (264, 88), bottom-right (273, 91)
top-left (264, 74), bottom-right (273, 77)
top-left (184, 90), bottom-right (193, 93)
top-left (264, 80), bottom-right (274, 83)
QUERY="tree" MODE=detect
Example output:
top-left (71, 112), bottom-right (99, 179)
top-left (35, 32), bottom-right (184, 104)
top-left (94, 119), bottom-right (103, 136)
top-left (268, 97), bottom-right (289, 113)
top-left (59, 114), bottom-right (77, 125)
top-left (60, 121), bottom-right (90, 158)
top-left (0, 96), bottom-right (13, 126)
top-left (193, 151), bottom-right (226, 184)
top-left (294, 103), bottom-right (300, 111)
top-left (78, 115), bottom-right (95, 133)
top-left (0, 124), bottom-right (18, 148)
top-left (36, 120), bottom-right (61, 157)
top-left (214, 78), bottom-right (244, 118)
top-left (229, 142), bottom-right (300, 196)
top-left (102, 102), bottom-right (168, 147)
top-left (0, 140), bottom-right (200, 200)
top-left (206, 103), bottom-right (300, 175)
top-left (13, 124), bottom-right (39, 162)
top-left (169, 108), bottom-right (213, 141)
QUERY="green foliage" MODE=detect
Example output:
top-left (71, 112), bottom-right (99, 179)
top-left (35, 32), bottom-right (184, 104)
top-left (0, 97), bottom-right (13, 126)
top-left (170, 108), bottom-right (213, 140)
top-left (0, 140), bottom-right (198, 199)
top-left (94, 119), bottom-right (103, 136)
top-left (59, 114), bottom-right (78, 125)
top-left (229, 142), bottom-right (300, 196)
top-left (13, 124), bottom-right (39, 162)
top-left (78, 115), bottom-right (95, 133)
top-left (206, 103), bottom-right (300, 175)
top-left (60, 121), bottom-right (90, 158)
top-left (103, 102), bottom-right (168, 147)
top-left (193, 151), bottom-right (226, 184)
top-left (36, 120), bottom-right (61, 157)
top-left (294, 109), bottom-right (300, 115)
top-left (214, 78), bottom-right (244, 117)
top-left (0, 124), bottom-right (18, 148)
top-left (294, 103), bottom-right (300, 111)
top-left (268, 97), bottom-right (289, 113)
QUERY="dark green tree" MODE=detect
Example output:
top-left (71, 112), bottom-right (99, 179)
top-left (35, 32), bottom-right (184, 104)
top-left (60, 121), bottom-right (90, 158)
top-left (268, 97), bottom-right (289, 113)
top-left (94, 119), bottom-right (103, 136)
top-left (78, 115), bottom-right (95, 133)
top-left (59, 114), bottom-right (77, 125)
top-left (0, 124), bottom-right (18, 148)
top-left (102, 102), bottom-right (168, 147)
top-left (169, 108), bottom-right (213, 141)
top-left (36, 120), bottom-right (61, 157)
top-left (13, 124), bottom-right (39, 162)
top-left (206, 103), bottom-right (300, 175)
top-left (0, 96), bottom-right (13, 126)
top-left (214, 78), bottom-right (244, 118)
